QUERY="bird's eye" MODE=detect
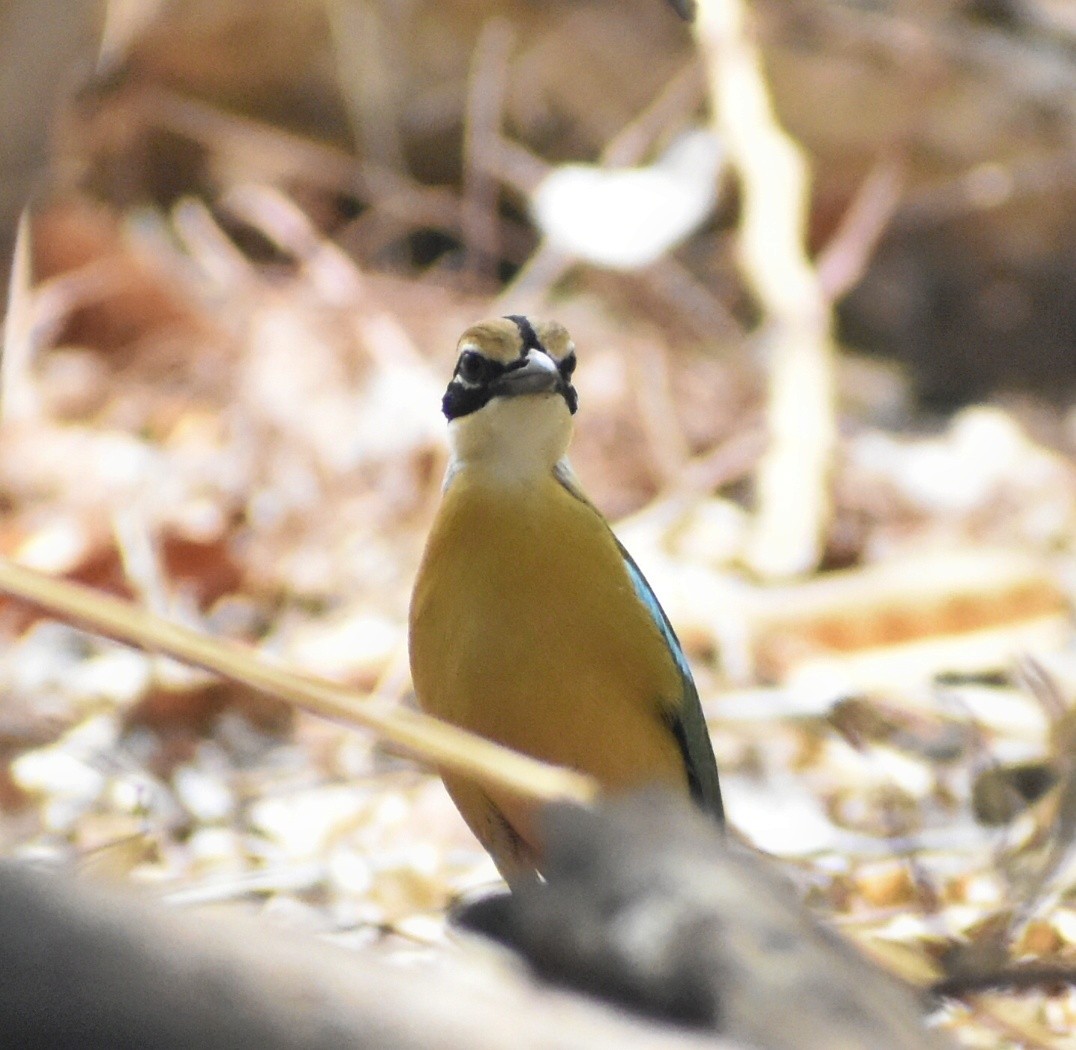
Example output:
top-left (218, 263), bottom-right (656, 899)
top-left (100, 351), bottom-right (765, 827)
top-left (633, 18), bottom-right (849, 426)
top-left (559, 351), bottom-right (577, 378)
top-left (457, 350), bottom-right (488, 384)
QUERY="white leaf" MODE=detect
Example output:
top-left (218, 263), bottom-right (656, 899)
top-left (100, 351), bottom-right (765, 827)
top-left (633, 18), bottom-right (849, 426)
top-left (531, 129), bottom-right (724, 270)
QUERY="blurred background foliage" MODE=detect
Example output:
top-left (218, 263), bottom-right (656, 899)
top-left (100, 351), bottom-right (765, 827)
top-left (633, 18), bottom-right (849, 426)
top-left (1, 2), bottom-right (1076, 1045)
top-left (3, 0), bottom-right (1074, 402)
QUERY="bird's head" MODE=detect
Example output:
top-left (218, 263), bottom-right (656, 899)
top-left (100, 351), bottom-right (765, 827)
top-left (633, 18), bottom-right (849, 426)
top-left (442, 316), bottom-right (578, 482)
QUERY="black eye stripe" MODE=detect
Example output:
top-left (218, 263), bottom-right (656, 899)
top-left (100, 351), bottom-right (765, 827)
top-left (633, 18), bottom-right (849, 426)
top-left (455, 350), bottom-right (505, 385)
top-left (443, 319), bottom-right (579, 420)
top-left (443, 377), bottom-right (492, 419)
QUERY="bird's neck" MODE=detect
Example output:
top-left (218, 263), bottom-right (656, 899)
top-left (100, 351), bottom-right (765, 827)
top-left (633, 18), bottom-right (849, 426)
top-left (446, 396), bottom-right (572, 489)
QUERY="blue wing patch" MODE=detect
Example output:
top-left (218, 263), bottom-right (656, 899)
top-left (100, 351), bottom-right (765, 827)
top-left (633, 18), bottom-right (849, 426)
top-left (552, 460), bottom-right (724, 823)
top-left (614, 537), bottom-right (724, 825)
top-left (620, 551), bottom-right (693, 681)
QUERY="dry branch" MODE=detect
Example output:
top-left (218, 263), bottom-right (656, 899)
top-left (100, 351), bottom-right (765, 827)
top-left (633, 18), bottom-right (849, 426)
top-left (0, 557), bottom-right (597, 810)
top-left (694, 0), bottom-right (836, 578)
top-left (463, 19), bottom-right (514, 282)
top-left (0, 210), bottom-right (39, 423)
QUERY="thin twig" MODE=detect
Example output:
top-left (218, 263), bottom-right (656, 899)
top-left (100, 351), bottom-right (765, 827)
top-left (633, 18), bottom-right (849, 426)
top-left (0, 557), bottom-right (598, 809)
top-left (601, 61), bottom-right (705, 168)
top-left (0, 209), bottom-right (40, 423)
top-left (96, 0), bottom-right (165, 75)
top-left (816, 158), bottom-right (906, 302)
top-left (144, 89), bottom-right (478, 250)
top-left (463, 20), bottom-right (514, 283)
top-left (494, 242), bottom-right (572, 314)
top-left (326, 0), bottom-right (407, 172)
top-left (636, 254), bottom-right (743, 345)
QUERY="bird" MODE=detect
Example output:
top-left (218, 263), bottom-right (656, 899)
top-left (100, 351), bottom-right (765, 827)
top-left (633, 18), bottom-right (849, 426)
top-left (409, 315), bottom-right (723, 881)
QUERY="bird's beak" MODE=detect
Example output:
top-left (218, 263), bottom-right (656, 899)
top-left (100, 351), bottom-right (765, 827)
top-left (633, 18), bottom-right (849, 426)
top-left (492, 350), bottom-right (561, 398)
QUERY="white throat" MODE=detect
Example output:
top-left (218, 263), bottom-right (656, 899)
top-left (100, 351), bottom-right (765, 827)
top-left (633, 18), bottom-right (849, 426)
top-left (445, 394), bottom-right (572, 488)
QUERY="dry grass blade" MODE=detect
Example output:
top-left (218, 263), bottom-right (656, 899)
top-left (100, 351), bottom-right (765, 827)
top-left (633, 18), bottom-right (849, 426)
top-left (0, 557), bottom-right (598, 808)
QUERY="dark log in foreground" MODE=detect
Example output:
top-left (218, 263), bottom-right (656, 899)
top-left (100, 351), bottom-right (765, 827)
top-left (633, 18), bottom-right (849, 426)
top-left (459, 791), bottom-right (953, 1050)
top-left (0, 858), bottom-right (733, 1050)
top-left (0, 792), bottom-right (952, 1050)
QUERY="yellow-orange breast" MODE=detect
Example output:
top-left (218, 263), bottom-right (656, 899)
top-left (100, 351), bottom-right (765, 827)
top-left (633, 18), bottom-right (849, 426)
top-left (409, 469), bottom-right (690, 872)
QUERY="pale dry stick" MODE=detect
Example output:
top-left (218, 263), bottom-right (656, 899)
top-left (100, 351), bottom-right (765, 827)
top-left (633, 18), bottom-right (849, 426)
top-left (694, 0), bottom-right (836, 578)
top-left (326, 0), bottom-right (407, 173)
top-left (494, 241), bottom-right (573, 314)
top-left (220, 183), bottom-right (369, 309)
top-left (111, 506), bottom-right (171, 619)
top-left (484, 137), bottom-right (548, 197)
top-left (96, 0), bottom-right (165, 74)
top-left (0, 557), bottom-right (598, 809)
top-left (222, 184), bottom-right (334, 265)
top-left (638, 253), bottom-right (743, 344)
top-left (995, 758), bottom-right (1076, 949)
top-left (463, 19), bottom-right (515, 283)
top-left (145, 90), bottom-right (485, 253)
top-left (612, 421), bottom-right (767, 539)
top-left (154, 89), bottom-right (530, 269)
top-left (170, 197), bottom-right (258, 291)
top-left (1017, 655), bottom-right (1069, 725)
top-left (213, 184), bottom-right (441, 392)
top-left (678, 421), bottom-right (768, 495)
top-left (111, 503), bottom-right (214, 693)
top-left (816, 158), bottom-right (906, 302)
top-left (601, 61), bottom-right (705, 168)
top-left (968, 998), bottom-right (1061, 1050)
top-left (0, 210), bottom-right (39, 423)
top-left (1, 211), bottom-right (159, 422)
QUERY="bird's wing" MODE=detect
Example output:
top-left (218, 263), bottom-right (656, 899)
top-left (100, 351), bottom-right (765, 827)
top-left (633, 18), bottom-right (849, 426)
top-left (615, 539), bottom-right (725, 823)
top-left (554, 463), bottom-right (725, 824)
